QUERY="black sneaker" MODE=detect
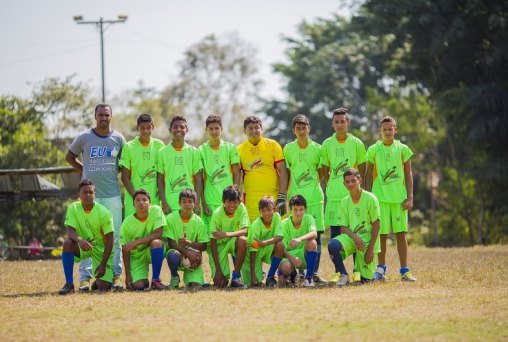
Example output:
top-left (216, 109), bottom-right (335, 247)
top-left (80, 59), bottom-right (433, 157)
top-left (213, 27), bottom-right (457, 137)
top-left (298, 269), bottom-right (305, 281)
top-left (58, 283), bottom-right (74, 295)
top-left (290, 270), bottom-right (298, 284)
top-left (151, 279), bottom-right (166, 291)
top-left (313, 274), bottom-right (327, 283)
top-left (230, 278), bottom-right (247, 288)
top-left (265, 277), bottom-right (277, 287)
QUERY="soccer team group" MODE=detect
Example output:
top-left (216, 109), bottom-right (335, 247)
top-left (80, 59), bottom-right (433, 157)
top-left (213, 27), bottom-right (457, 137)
top-left (58, 104), bottom-right (416, 295)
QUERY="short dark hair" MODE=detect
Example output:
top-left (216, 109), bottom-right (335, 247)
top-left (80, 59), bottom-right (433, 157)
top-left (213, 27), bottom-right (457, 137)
top-left (343, 168), bottom-right (361, 179)
top-left (332, 107), bottom-right (349, 119)
top-left (179, 189), bottom-right (197, 203)
top-left (137, 114), bottom-right (153, 126)
top-left (205, 114), bottom-right (222, 128)
top-left (222, 185), bottom-right (241, 202)
top-left (133, 189), bottom-right (151, 203)
top-left (289, 194), bottom-right (307, 209)
top-left (170, 116), bottom-right (187, 129)
top-left (379, 115), bottom-right (397, 127)
top-left (94, 103), bottom-right (112, 115)
top-left (78, 179), bottom-right (95, 190)
top-left (243, 116), bottom-right (263, 129)
top-left (258, 196), bottom-right (276, 211)
top-left (292, 114), bottom-right (310, 129)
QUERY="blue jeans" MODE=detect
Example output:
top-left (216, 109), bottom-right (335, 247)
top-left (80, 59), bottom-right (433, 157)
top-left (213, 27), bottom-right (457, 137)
top-left (79, 196), bottom-right (123, 281)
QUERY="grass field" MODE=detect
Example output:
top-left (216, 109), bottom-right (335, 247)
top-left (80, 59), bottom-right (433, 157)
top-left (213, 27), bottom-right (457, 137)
top-left (1, 245), bottom-right (507, 341)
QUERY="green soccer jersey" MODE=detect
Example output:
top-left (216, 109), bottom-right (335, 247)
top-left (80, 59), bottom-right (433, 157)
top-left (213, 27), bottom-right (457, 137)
top-left (120, 137), bottom-right (165, 216)
top-left (120, 205), bottom-right (166, 257)
top-left (337, 190), bottom-right (381, 250)
top-left (280, 214), bottom-right (316, 252)
top-left (199, 140), bottom-right (240, 207)
top-left (64, 201), bottom-right (113, 252)
top-left (321, 133), bottom-right (366, 201)
top-left (366, 140), bottom-right (413, 203)
top-left (209, 203), bottom-right (250, 245)
top-left (283, 139), bottom-right (324, 205)
top-left (247, 213), bottom-right (283, 251)
top-left (157, 142), bottom-right (203, 209)
top-left (163, 211), bottom-right (210, 245)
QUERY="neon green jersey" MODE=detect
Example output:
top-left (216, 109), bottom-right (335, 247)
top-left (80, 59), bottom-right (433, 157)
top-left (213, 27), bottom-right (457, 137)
top-left (157, 142), bottom-right (203, 209)
top-left (120, 205), bottom-right (166, 257)
top-left (280, 214), bottom-right (316, 252)
top-left (321, 133), bottom-right (366, 200)
top-left (163, 211), bottom-right (209, 245)
top-left (366, 140), bottom-right (413, 203)
top-left (199, 140), bottom-right (240, 207)
top-left (247, 213), bottom-right (283, 251)
top-left (283, 139), bottom-right (324, 205)
top-left (209, 203), bottom-right (250, 245)
top-left (64, 201), bottom-right (113, 252)
top-left (338, 190), bottom-right (380, 251)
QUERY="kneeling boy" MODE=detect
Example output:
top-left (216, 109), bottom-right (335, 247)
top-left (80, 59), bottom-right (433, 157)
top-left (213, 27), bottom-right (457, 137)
top-left (59, 179), bottom-right (114, 295)
top-left (165, 189), bottom-right (209, 288)
top-left (209, 185), bottom-right (250, 288)
top-left (279, 194), bottom-right (318, 287)
top-left (328, 168), bottom-right (381, 286)
top-left (120, 189), bottom-right (166, 290)
top-left (241, 196), bottom-right (285, 287)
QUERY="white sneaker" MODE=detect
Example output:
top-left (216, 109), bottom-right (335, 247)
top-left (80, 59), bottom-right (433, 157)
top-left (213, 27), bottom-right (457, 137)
top-left (304, 278), bottom-right (315, 287)
top-left (337, 274), bottom-right (350, 287)
top-left (374, 266), bottom-right (386, 281)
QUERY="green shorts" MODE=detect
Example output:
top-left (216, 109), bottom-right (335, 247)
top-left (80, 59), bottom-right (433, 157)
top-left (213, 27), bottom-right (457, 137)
top-left (209, 237), bottom-right (237, 279)
top-left (201, 204), bottom-right (220, 230)
top-left (379, 201), bottom-right (408, 234)
top-left (241, 244), bottom-right (275, 286)
top-left (281, 248), bottom-right (307, 270)
top-left (335, 235), bottom-right (377, 280)
top-left (307, 203), bottom-right (325, 232)
top-left (75, 247), bottom-right (113, 283)
top-left (324, 199), bottom-right (342, 226)
top-left (128, 248), bottom-right (151, 283)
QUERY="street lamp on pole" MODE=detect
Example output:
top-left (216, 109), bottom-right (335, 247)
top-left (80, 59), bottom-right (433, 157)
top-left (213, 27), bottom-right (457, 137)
top-left (73, 15), bottom-right (128, 102)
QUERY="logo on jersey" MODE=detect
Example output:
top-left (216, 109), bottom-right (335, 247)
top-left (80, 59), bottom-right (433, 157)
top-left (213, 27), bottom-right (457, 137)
top-left (170, 174), bottom-right (191, 190)
top-left (381, 166), bottom-right (400, 184)
top-left (211, 165), bottom-right (228, 184)
top-left (296, 169), bottom-right (314, 187)
top-left (353, 221), bottom-right (366, 234)
top-left (89, 146), bottom-right (119, 158)
top-left (249, 158), bottom-right (263, 170)
top-left (332, 159), bottom-right (349, 178)
top-left (140, 167), bottom-right (157, 184)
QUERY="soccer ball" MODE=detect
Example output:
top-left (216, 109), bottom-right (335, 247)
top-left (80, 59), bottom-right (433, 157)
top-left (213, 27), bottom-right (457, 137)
top-left (181, 248), bottom-right (202, 269)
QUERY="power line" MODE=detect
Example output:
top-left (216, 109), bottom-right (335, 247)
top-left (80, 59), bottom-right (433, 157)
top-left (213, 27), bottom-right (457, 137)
top-left (0, 44), bottom-right (97, 67)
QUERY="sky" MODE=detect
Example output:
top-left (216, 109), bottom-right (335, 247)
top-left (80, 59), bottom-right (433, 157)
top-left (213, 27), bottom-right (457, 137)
top-left (0, 0), bottom-right (348, 101)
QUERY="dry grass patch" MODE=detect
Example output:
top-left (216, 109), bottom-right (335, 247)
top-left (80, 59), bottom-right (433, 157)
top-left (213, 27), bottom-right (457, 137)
top-left (1, 245), bottom-right (507, 341)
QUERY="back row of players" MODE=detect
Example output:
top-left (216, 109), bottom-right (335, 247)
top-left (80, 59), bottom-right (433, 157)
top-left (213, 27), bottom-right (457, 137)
top-left (58, 105), bottom-right (415, 294)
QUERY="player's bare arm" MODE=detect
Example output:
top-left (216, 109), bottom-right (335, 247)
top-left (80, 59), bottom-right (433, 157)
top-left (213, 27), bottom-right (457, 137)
top-left (96, 232), bottom-right (113, 279)
top-left (194, 170), bottom-right (204, 216)
top-left (364, 162), bottom-right (374, 191)
top-left (403, 160), bottom-right (414, 210)
top-left (120, 167), bottom-right (136, 197)
top-left (65, 151), bottom-right (83, 174)
top-left (157, 172), bottom-right (171, 214)
top-left (342, 226), bottom-right (365, 250)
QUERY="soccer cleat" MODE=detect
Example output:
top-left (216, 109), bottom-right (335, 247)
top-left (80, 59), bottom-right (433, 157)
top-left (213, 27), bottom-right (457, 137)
top-left (337, 274), bottom-right (350, 287)
top-left (58, 283), bottom-right (74, 295)
top-left (79, 279), bottom-right (90, 292)
top-left (352, 272), bottom-right (361, 283)
top-left (230, 278), bottom-right (247, 288)
top-left (313, 273), bottom-right (327, 283)
top-left (265, 277), bottom-right (277, 287)
top-left (374, 266), bottom-right (386, 281)
top-left (151, 279), bottom-right (166, 291)
top-left (168, 275), bottom-right (180, 289)
top-left (329, 272), bottom-right (341, 283)
top-left (112, 276), bottom-right (123, 290)
top-left (298, 269), bottom-right (305, 281)
top-left (304, 277), bottom-right (315, 287)
top-left (401, 271), bottom-right (417, 282)
top-left (290, 270), bottom-right (298, 284)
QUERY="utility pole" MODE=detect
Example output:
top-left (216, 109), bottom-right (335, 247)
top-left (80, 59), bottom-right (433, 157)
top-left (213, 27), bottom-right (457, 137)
top-left (73, 15), bottom-right (128, 102)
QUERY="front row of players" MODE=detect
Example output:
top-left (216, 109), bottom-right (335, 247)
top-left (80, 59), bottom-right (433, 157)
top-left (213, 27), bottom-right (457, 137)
top-left (59, 168), bottom-right (380, 294)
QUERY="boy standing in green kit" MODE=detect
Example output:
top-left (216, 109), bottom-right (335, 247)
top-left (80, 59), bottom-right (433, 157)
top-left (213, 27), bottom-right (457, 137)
top-left (120, 114), bottom-right (165, 218)
top-left (365, 116), bottom-right (416, 282)
top-left (199, 114), bottom-right (241, 227)
top-left (283, 114), bottom-right (326, 283)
